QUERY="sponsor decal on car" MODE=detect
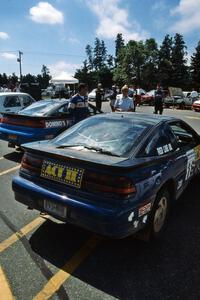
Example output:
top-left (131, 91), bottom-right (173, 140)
top-left (138, 202), bottom-right (151, 217)
top-left (194, 145), bottom-right (200, 161)
top-left (185, 150), bottom-right (196, 180)
top-left (45, 120), bottom-right (66, 128)
top-left (41, 160), bottom-right (84, 188)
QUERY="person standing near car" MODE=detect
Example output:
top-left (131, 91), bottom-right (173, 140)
top-left (154, 85), bottom-right (164, 115)
top-left (109, 85), bottom-right (118, 112)
top-left (68, 83), bottom-right (89, 124)
top-left (95, 83), bottom-right (104, 110)
top-left (114, 85), bottom-right (134, 112)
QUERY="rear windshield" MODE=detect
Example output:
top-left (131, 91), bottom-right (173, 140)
top-left (19, 101), bottom-right (60, 116)
top-left (52, 116), bottom-right (153, 157)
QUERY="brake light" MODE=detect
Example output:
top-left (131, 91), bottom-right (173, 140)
top-left (1, 117), bottom-right (45, 128)
top-left (21, 152), bottom-right (43, 173)
top-left (83, 171), bottom-right (136, 198)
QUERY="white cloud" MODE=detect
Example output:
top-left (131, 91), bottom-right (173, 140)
top-left (48, 61), bottom-right (81, 76)
top-left (68, 37), bottom-right (81, 44)
top-left (85, 0), bottom-right (148, 41)
top-left (29, 2), bottom-right (64, 25)
top-left (170, 0), bottom-right (200, 33)
top-left (0, 32), bottom-right (9, 39)
top-left (1, 52), bottom-right (17, 60)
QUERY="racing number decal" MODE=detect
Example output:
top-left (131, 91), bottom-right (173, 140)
top-left (194, 145), bottom-right (200, 161)
top-left (185, 150), bottom-right (196, 180)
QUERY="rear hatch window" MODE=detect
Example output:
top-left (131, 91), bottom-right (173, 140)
top-left (52, 115), bottom-right (153, 157)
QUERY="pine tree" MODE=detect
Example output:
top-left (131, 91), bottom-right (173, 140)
top-left (115, 33), bottom-right (125, 58)
top-left (171, 33), bottom-right (188, 87)
top-left (142, 38), bottom-right (159, 89)
top-left (100, 40), bottom-right (107, 67)
top-left (190, 41), bottom-right (200, 89)
top-left (85, 45), bottom-right (93, 70)
top-left (107, 55), bottom-right (114, 68)
top-left (158, 34), bottom-right (173, 88)
top-left (93, 38), bottom-right (102, 70)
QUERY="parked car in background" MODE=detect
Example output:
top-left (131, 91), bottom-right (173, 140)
top-left (128, 88), bottom-right (146, 105)
top-left (0, 92), bottom-right (35, 116)
top-left (164, 87), bottom-right (198, 109)
top-left (0, 99), bottom-right (102, 148)
top-left (140, 89), bottom-right (169, 106)
top-left (192, 99), bottom-right (200, 112)
top-left (140, 90), bottom-right (156, 105)
top-left (164, 95), bottom-right (194, 109)
top-left (42, 86), bottom-right (55, 98)
top-left (88, 89), bottom-right (112, 102)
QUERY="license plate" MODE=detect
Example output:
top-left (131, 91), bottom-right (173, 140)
top-left (8, 134), bottom-right (17, 140)
top-left (44, 200), bottom-right (67, 218)
top-left (41, 160), bottom-right (84, 188)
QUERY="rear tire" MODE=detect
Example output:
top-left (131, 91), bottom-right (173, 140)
top-left (136, 188), bottom-right (170, 242)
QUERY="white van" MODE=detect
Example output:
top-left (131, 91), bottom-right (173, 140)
top-left (0, 92), bottom-right (36, 115)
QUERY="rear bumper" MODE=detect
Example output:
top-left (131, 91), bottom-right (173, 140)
top-left (0, 127), bottom-right (55, 146)
top-left (12, 176), bottom-right (146, 238)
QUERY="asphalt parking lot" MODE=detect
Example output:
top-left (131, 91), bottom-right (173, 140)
top-left (1, 104), bottom-right (200, 300)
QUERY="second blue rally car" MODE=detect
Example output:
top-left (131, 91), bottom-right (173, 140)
top-left (12, 113), bottom-right (200, 239)
top-left (0, 99), bottom-right (101, 148)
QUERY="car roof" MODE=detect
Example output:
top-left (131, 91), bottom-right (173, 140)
top-left (97, 112), bottom-right (177, 125)
top-left (0, 92), bottom-right (30, 96)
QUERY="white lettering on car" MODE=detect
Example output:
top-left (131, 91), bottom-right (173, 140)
top-left (128, 212), bottom-right (134, 222)
top-left (177, 179), bottom-right (183, 190)
top-left (185, 150), bottom-right (196, 180)
top-left (45, 120), bottom-right (66, 128)
top-left (168, 143), bottom-right (173, 151)
top-left (142, 215), bottom-right (148, 223)
top-left (157, 147), bottom-right (164, 155)
top-left (163, 144), bottom-right (169, 153)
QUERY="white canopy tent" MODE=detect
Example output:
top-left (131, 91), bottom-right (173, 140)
top-left (50, 72), bottom-right (79, 85)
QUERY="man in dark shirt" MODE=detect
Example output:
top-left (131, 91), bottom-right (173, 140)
top-left (154, 85), bottom-right (164, 115)
top-left (68, 83), bottom-right (89, 124)
top-left (95, 83), bottom-right (104, 110)
top-left (109, 85), bottom-right (118, 112)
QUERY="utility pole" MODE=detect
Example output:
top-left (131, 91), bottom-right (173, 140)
top-left (17, 51), bottom-right (23, 82)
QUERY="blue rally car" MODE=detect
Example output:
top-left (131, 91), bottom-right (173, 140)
top-left (0, 99), bottom-right (101, 148)
top-left (12, 113), bottom-right (200, 239)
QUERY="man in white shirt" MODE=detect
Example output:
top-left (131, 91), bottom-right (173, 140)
top-left (114, 85), bottom-right (134, 112)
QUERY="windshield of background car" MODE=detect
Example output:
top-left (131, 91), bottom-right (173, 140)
top-left (52, 116), bottom-right (153, 156)
top-left (19, 101), bottom-right (60, 116)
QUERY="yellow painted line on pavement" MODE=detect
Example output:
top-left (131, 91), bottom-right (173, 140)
top-left (185, 116), bottom-right (200, 120)
top-left (0, 165), bottom-right (20, 176)
top-left (33, 235), bottom-right (102, 300)
top-left (0, 266), bottom-right (14, 300)
top-left (0, 216), bottom-right (48, 253)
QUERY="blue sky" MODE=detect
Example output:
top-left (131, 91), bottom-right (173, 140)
top-left (0, 0), bottom-right (200, 77)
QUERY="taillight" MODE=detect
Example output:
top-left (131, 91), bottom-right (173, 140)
top-left (21, 152), bottom-right (43, 173)
top-left (83, 171), bottom-right (136, 198)
top-left (1, 117), bottom-right (45, 128)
